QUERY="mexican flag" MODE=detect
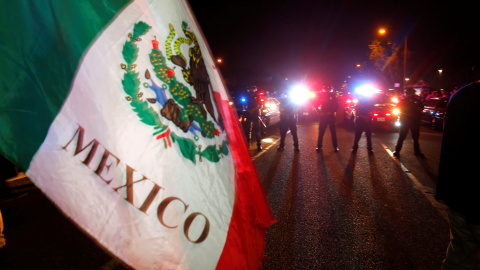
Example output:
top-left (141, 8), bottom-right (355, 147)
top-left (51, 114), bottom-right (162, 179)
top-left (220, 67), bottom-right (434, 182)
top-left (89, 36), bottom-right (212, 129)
top-left (0, 1), bottom-right (274, 269)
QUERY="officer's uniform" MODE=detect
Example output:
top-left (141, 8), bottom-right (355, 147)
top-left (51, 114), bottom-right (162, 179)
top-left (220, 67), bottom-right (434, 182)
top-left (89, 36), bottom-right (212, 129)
top-left (393, 88), bottom-right (424, 158)
top-left (244, 88), bottom-right (262, 150)
top-left (317, 91), bottom-right (339, 151)
top-left (278, 99), bottom-right (299, 151)
top-left (352, 97), bottom-right (374, 153)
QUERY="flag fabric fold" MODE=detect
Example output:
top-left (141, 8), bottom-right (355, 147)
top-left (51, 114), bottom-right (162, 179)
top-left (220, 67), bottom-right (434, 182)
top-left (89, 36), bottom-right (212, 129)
top-left (0, 1), bottom-right (274, 269)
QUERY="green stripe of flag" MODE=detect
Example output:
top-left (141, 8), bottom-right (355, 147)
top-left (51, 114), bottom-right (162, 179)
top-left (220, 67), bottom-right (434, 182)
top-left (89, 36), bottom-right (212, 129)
top-left (0, 0), bottom-right (130, 170)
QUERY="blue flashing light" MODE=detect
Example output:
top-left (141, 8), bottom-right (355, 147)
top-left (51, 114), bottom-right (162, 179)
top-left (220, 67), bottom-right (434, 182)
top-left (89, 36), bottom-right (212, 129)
top-left (354, 85), bottom-right (381, 96)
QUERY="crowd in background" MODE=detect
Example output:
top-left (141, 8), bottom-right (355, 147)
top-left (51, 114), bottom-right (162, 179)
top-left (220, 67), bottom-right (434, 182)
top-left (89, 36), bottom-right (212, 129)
top-left (420, 87), bottom-right (459, 102)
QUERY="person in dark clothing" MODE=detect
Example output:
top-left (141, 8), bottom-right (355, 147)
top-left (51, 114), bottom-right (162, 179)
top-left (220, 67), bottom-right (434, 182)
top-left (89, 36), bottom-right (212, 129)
top-left (435, 82), bottom-right (480, 269)
top-left (316, 91), bottom-right (339, 152)
top-left (351, 96), bottom-right (374, 154)
top-left (277, 98), bottom-right (299, 152)
top-left (392, 88), bottom-right (425, 158)
top-left (243, 85), bottom-right (263, 150)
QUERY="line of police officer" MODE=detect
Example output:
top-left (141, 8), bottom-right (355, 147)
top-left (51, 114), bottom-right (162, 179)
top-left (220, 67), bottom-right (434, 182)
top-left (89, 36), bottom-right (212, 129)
top-left (316, 87), bottom-right (424, 158)
top-left (241, 86), bottom-right (424, 158)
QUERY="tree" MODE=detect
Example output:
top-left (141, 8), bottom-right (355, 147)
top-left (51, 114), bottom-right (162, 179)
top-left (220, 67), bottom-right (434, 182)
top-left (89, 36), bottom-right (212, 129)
top-left (368, 39), bottom-right (402, 88)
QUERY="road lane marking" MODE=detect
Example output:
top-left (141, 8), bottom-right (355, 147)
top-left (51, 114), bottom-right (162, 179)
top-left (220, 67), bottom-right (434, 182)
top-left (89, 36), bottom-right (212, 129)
top-left (252, 137), bottom-right (280, 160)
top-left (381, 144), bottom-right (448, 222)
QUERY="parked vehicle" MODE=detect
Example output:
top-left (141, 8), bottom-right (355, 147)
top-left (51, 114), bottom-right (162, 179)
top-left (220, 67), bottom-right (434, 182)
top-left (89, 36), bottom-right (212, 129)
top-left (232, 95), bottom-right (281, 137)
top-left (261, 97), bottom-right (281, 127)
top-left (344, 93), bottom-right (400, 130)
top-left (371, 103), bottom-right (400, 129)
top-left (296, 96), bottom-right (320, 122)
top-left (421, 97), bottom-right (448, 130)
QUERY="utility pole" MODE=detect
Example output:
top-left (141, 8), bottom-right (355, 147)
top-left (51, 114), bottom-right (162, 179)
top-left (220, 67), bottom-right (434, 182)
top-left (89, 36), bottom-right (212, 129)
top-left (403, 36), bottom-right (407, 92)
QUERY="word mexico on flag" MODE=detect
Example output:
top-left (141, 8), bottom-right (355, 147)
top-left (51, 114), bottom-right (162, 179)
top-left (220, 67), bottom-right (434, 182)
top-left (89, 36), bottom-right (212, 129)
top-left (0, 1), bottom-right (274, 269)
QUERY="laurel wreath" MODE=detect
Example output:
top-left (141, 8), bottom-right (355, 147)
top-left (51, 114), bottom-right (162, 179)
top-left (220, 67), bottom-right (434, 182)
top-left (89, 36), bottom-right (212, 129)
top-left (121, 22), bottom-right (167, 135)
top-left (120, 21), bottom-right (229, 164)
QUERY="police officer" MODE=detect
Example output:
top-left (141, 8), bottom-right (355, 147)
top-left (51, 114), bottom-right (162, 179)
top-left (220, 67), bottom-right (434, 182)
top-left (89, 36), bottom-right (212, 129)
top-left (393, 88), bottom-right (425, 158)
top-left (278, 98), bottom-right (299, 152)
top-left (243, 85), bottom-right (263, 150)
top-left (352, 95), bottom-right (374, 154)
top-left (316, 90), bottom-right (339, 152)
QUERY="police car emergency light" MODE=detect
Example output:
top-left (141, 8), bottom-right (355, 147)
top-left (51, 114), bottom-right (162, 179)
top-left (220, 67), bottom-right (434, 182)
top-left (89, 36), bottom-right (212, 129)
top-left (354, 85), bottom-right (382, 97)
top-left (290, 84), bottom-right (311, 105)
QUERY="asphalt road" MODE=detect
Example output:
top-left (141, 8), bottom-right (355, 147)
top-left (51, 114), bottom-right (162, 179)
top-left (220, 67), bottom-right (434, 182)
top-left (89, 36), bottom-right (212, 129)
top-left (1, 119), bottom-right (479, 269)
top-left (253, 118), bottom-right (478, 270)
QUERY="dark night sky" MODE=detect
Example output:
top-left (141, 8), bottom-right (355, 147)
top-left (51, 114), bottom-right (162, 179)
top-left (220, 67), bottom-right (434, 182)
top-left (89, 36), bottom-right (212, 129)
top-left (189, 0), bottom-right (480, 92)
